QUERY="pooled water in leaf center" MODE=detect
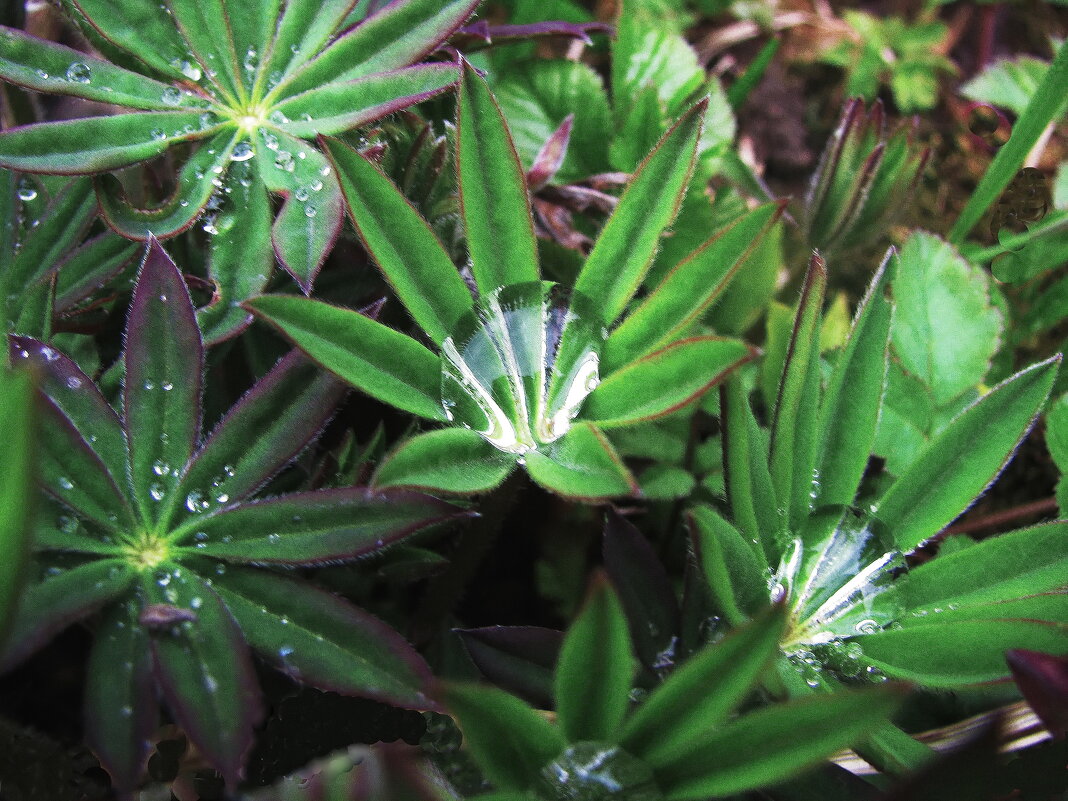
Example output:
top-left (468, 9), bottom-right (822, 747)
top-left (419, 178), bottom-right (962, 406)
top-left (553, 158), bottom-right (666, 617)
top-left (441, 282), bottom-right (603, 455)
top-left (537, 742), bottom-right (663, 801)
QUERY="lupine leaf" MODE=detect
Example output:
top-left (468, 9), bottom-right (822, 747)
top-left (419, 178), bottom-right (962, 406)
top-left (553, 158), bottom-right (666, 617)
top-left (585, 336), bottom-right (753, 426)
top-left (178, 351), bottom-right (345, 512)
top-left (167, 0), bottom-right (245, 104)
top-left (525, 422), bottom-right (637, 500)
top-left (173, 487), bottom-right (464, 564)
top-left (146, 564), bottom-right (261, 784)
top-left (51, 233), bottom-right (139, 313)
top-left (225, 0), bottom-right (280, 94)
top-left (657, 687), bottom-right (904, 800)
top-left (373, 428), bottom-right (517, 494)
top-left (689, 505), bottom-right (768, 625)
top-left (0, 111), bottom-right (221, 174)
top-left (124, 240), bottom-right (203, 525)
top-left (262, 0), bottom-right (356, 82)
top-left (457, 60), bottom-right (540, 293)
top-left (245, 294), bottom-right (447, 421)
top-left (442, 682), bottom-right (566, 792)
top-left (873, 356), bottom-right (1059, 551)
top-left (65, 0), bottom-right (191, 81)
top-left (574, 102), bottom-right (705, 328)
top-left (457, 626), bottom-right (562, 709)
top-left (83, 599), bottom-right (156, 792)
top-left (0, 366), bottom-right (35, 648)
top-left (324, 136), bottom-right (473, 345)
top-left (0, 559), bottom-right (133, 671)
top-left (214, 567), bottom-right (435, 708)
top-left (621, 605), bottom-right (786, 765)
top-left (604, 202), bottom-right (782, 370)
top-left (555, 573), bottom-right (635, 742)
top-left (813, 250), bottom-right (892, 507)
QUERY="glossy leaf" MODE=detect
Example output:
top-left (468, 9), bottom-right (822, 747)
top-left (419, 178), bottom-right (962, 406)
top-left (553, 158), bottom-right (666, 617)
top-left (66, 0), bottom-right (191, 81)
top-left (324, 136), bottom-right (473, 345)
top-left (146, 564), bottom-right (262, 785)
top-left (456, 60), bottom-right (539, 293)
top-left (574, 102), bottom-right (705, 328)
top-left (689, 505), bottom-right (768, 625)
top-left (621, 605), bottom-right (786, 765)
top-left (0, 366), bottom-right (35, 648)
top-left (262, 0), bottom-right (356, 82)
top-left (585, 337), bottom-right (753, 426)
top-left (813, 250), bottom-right (892, 507)
top-left (124, 239), bottom-right (203, 524)
top-left (457, 626), bottom-right (562, 709)
top-left (873, 356), bottom-right (1060, 551)
top-left (167, 0), bottom-right (244, 103)
top-left (176, 487), bottom-right (464, 564)
top-left (554, 574), bottom-right (635, 742)
top-left (214, 567), bottom-right (435, 708)
top-left (373, 428), bottom-right (517, 494)
top-left (245, 294), bottom-right (447, 422)
top-left (442, 682), bottom-right (566, 792)
top-left (525, 422), bottom-right (637, 501)
top-left (657, 687), bottom-right (904, 800)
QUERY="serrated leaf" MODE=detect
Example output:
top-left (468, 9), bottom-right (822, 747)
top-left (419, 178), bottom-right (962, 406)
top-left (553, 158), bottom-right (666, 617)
top-left (621, 605), bottom-right (786, 765)
top-left (373, 427), bottom-right (517, 494)
top-left (245, 294), bottom-right (447, 422)
top-left (525, 422), bottom-right (637, 501)
top-left (873, 356), bottom-right (1059, 551)
top-left (124, 239), bottom-right (203, 524)
top-left (175, 487), bottom-right (463, 564)
top-left (214, 567), bottom-right (435, 708)
top-left (585, 336), bottom-right (753, 427)
top-left (457, 60), bottom-right (540, 293)
top-left (443, 682), bottom-right (566, 792)
top-left (324, 135), bottom-right (473, 345)
top-left (554, 573), bottom-right (635, 742)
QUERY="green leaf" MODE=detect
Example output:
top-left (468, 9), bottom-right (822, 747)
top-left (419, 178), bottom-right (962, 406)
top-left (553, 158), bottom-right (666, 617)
top-left (175, 487), bottom-right (463, 564)
top-left (857, 618), bottom-right (1068, 687)
top-left (585, 336), bottom-right (753, 427)
top-left (962, 53), bottom-right (1050, 118)
top-left (604, 202), bottom-right (782, 370)
top-left (554, 574), bottom-right (635, 742)
top-left (124, 240), bottom-right (204, 525)
top-left (574, 101), bottom-right (704, 328)
top-left (225, 0), bottom-right (279, 94)
top-left (167, 0), bottom-right (244, 104)
top-left (621, 605), bottom-right (785, 765)
top-left (457, 60), bottom-right (540, 293)
top-left (612, 15), bottom-right (705, 123)
top-left (245, 294), bottom-right (447, 422)
top-left (873, 356), bottom-right (1060, 551)
top-left (262, 0), bottom-right (355, 82)
top-left (769, 255), bottom-right (826, 530)
top-left (65, 0), bottom-right (192, 82)
top-left (657, 687), bottom-right (904, 800)
top-left (891, 233), bottom-right (1002, 406)
top-left (51, 233), bottom-right (139, 314)
top-left (950, 39), bottom-right (1068, 243)
top-left (145, 564), bottom-right (261, 785)
top-left (84, 599), bottom-right (156, 792)
top-left (0, 366), bottom-right (35, 648)
top-left (443, 682), bottom-right (567, 792)
top-left (373, 428), bottom-right (517, 494)
top-left (689, 506), bottom-right (768, 625)
top-left (813, 250), bottom-right (892, 507)
top-left (0, 111), bottom-right (222, 174)
top-left (525, 422), bottom-right (637, 501)
top-left (0, 25), bottom-right (204, 110)
top-left (214, 567), bottom-right (435, 708)
top-left (324, 136), bottom-right (473, 345)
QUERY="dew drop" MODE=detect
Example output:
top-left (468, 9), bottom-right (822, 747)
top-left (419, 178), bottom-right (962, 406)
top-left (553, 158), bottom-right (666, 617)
top-left (161, 86), bottom-right (183, 106)
top-left (66, 376), bottom-right (82, 389)
top-left (294, 186), bottom-right (309, 202)
top-left (149, 483), bottom-right (166, 501)
top-left (179, 59), bottom-right (202, 81)
top-left (16, 181), bottom-right (37, 202)
top-left (65, 62), bottom-right (91, 83)
top-left (230, 141), bottom-right (254, 161)
top-left (152, 459), bottom-right (170, 476)
top-left (303, 204), bottom-right (317, 218)
top-left (57, 476), bottom-right (74, 490)
top-left (274, 151), bottom-right (295, 172)
top-left (267, 533), bottom-right (280, 543)
top-left (161, 381), bottom-right (173, 391)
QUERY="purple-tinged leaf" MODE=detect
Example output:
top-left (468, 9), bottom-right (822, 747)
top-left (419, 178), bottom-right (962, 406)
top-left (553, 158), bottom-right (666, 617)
top-left (97, 128), bottom-right (239, 239)
top-left (1006, 649), bottom-right (1068, 739)
top-left (51, 233), bottom-right (140, 313)
top-left (9, 335), bottom-right (128, 488)
top-left (253, 128), bottom-right (343, 292)
top-left (0, 25), bottom-right (209, 110)
top-left (0, 111), bottom-right (224, 174)
top-left (85, 599), bottom-right (157, 793)
top-left (213, 567), bottom-right (437, 709)
top-left (457, 626), bottom-right (562, 709)
top-left (603, 509), bottom-right (681, 674)
top-left (173, 487), bottom-right (467, 564)
top-left (166, 0), bottom-right (245, 104)
top-left (276, 64), bottom-right (460, 138)
top-left (457, 59), bottom-right (540, 293)
top-left (0, 559), bottom-right (133, 672)
top-left (124, 239), bottom-right (203, 525)
top-left (452, 20), bottom-right (613, 48)
top-left (67, 0), bottom-right (192, 82)
top-left (224, 0), bottom-right (280, 94)
top-left (276, 0), bottom-right (479, 96)
top-left (145, 564), bottom-right (262, 786)
top-left (525, 422), bottom-right (638, 501)
top-left (527, 114), bottom-right (572, 191)
top-left (177, 351), bottom-right (346, 513)
top-left (264, 0), bottom-right (357, 82)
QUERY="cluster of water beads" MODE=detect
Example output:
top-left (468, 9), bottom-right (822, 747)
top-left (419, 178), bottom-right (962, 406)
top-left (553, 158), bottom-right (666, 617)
top-left (536, 743), bottom-right (664, 801)
top-left (440, 282), bottom-right (604, 456)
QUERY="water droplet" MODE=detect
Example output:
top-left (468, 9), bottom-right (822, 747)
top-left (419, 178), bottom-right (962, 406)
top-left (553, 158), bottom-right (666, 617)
top-left (854, 619), bottom-right (880, 635)
top-left (215, 492), bottom-right (229, 504)
top-left (319, 165), bottom-right (331, 177)
top-left (267, 533), bottom-right (280, 543)
top-left (279, 645), bottom-right (294, 658)
top-left (204, 674), bottom-right (218, 692)
top-left (274, 151), bottom-right (295, 172)
top-left (15, 181), bottom-right (37, 201)
top-left (161, 86), bottom-right (183, 106)
top-left (179, 59), bottom-right (202, 81)
top-left (152, 459), bottom-right (170, 476)
top-left (66, 376), bottom-right (82, 389)
top-left (215, 563), bottom-right (227, 575)
top-left (199, 111), bottom-right (219, 129)
top-left (303, 204), bottom-right (317, 218)
top-left (263, 132), bottom-right (279, 151)
top-left (143, 380), bottom-right (155, 390)
top-left (268, 109), bottom-right (290, 125)
top-left (230, 141), bottom-right (254, 161)
top-left (161, 381), bottom-right (173, 391)
top-left (223, 464), bottom-right (236, 477)
top-left (120, 705), bottom-right (133, 717)
top-left (190, 596), bottom-right (203, 610)
top-left (65, 62), bottom-right (91, 83)
top-left (34, 68), bottom-right (48, 80)
top-left (57, 476), bottom-right (74, 490)
top-left (294, 186), bottom-right (309, 202)
top-left (40, 346), bottom-right (59, 362)
top-left (309, 179), bottom-right (323, 192)
top-left (185, 490), bottom-right (207, 513)
top-left (149, 483), bottom-right (166, 501)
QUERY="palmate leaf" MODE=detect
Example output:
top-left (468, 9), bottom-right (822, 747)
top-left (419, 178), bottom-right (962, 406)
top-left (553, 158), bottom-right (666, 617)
top-left (525, 422), bottom-right (638, 501)
top-left (372, 428), bottom-right (517, 495)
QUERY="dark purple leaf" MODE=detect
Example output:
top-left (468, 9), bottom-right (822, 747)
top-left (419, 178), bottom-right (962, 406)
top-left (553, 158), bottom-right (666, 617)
top-left (527, 114), bottom-right (573, 191)
top-left (451, 20), bottom-right (613, 48)
top-left (456, 626), bottom-right (563, 708)
top-left (1007, 649), bottom-right (1068, 739)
